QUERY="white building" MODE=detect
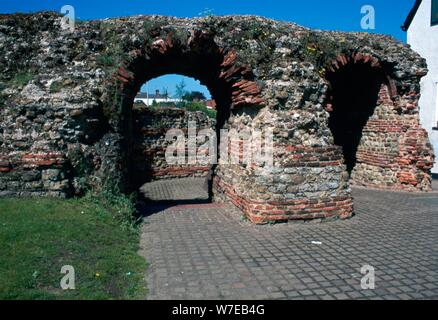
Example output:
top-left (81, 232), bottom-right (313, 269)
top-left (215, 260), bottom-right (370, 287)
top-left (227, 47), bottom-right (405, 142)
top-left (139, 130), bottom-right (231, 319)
top-left (403, 0), bottom-right (438, 174)
top-left (134, 89), bottom-right (179, 106)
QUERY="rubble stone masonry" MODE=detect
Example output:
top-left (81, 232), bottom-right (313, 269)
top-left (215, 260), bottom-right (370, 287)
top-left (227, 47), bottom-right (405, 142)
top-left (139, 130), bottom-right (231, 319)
top-left (0, 12), bottom-right (434, 223)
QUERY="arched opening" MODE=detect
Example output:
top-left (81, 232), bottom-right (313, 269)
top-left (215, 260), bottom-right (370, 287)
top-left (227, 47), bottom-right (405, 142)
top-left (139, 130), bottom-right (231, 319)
top-left (131, 74), bottom-right (217, 204)
top-left (116, 38), bottom-right (232, 202)
top-left (106, 31), bottom-right (263, 209)
top-left (325, 56), bottom-right (387, 175)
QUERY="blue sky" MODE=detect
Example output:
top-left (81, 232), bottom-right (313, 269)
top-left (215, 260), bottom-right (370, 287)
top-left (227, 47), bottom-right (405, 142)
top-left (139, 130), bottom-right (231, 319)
top-left (0, 0), bottom-right (416, 98)
top-left (143, 75), bottom-right (210, 99)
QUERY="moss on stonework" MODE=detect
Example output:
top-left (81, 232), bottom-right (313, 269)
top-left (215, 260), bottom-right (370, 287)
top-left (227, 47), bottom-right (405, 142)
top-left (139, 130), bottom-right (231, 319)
top-left (97, 19), bottom-right (170, 74)
top-left (166, 27), bottom-right (190, 47)
top-left (198, 17), bottom-right (279, 74)
top-left (299, 32), bottom-right (358, 74)
top-left (141, 20), bottom-right (166, 45)
top-left (241, 22), bottom-right (277, 68)
top-left (0, 93), bottom-right (6, 106)
top-left (101, 81), bottom-right (124, 122)
top-left (97, 54), bottom-right (117, 67)
top-left (11, 71), bottom-right (34, 87)
top-left (0, 82), bottom-right (6, 105)
top-left (97, 23), bottom-right (128, 73)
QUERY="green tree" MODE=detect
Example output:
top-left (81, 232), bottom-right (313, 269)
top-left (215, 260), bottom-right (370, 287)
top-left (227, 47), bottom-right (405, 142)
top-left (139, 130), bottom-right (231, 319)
top-left (182, 91), bottom-right (206, 102)
top-left (161, 87), bottom-right (169, 100)
top-left (175, 80), bottom-right (187, 100)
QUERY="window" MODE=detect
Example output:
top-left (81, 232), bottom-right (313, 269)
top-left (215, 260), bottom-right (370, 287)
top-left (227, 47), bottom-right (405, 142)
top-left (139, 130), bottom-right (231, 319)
top-left (432, 0), bottom-right (438, 26)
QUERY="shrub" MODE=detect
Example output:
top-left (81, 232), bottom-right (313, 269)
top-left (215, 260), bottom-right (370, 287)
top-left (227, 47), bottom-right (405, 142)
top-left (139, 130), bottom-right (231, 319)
top-left (88, 180), bottom-right (139, 230)
top-left (180, 101), bottom-right (217, 119)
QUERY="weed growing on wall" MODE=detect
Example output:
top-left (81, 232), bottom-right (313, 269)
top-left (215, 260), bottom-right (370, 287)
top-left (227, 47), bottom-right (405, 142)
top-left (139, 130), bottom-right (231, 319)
top-left (11, 71), bottom-right (34, 87)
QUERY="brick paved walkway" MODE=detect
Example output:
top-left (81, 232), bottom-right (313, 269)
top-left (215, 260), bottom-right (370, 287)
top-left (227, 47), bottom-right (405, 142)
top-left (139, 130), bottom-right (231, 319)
top-left (139, 179), bottom-right (438, 300)
top-left (140, 177), bottom-right (209, 202)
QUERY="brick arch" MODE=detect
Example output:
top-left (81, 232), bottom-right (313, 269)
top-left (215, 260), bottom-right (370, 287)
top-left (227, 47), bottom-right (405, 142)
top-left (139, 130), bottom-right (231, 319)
top-left (110, 29), bottom-right (264, 123)
top-left (324, 52), bottom-right (397, 102)
top-left (323, 53), bottom-right (434, 191)
top-left (323, 53), bottom-right (389, 175)
top-left (102, 29), bottom-right (265, 192)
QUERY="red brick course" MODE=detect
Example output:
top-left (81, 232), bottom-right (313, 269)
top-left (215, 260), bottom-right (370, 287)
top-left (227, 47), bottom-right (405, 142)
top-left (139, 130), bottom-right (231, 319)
top-left (214, 176), bottom-right (353, 225)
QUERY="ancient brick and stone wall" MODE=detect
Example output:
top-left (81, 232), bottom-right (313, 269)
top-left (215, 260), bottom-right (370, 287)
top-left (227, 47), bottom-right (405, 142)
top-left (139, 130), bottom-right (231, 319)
top-left (323, 53), bottom-right (434, 192)
top-left (0, 12), bottom-right (434, 223)
top-left (351, 85), bottom-right (433, 191)
top-left (131, 105), bottom-right (215, 187)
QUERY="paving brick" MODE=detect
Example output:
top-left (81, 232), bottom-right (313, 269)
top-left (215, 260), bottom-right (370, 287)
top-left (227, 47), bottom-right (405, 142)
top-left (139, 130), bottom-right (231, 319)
top-left (139, 179), bottom-right (438, 300)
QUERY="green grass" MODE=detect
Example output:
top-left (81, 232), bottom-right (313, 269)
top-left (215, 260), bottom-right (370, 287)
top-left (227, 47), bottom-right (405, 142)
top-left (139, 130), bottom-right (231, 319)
top-left (0, 197), bottom-right (147, 300)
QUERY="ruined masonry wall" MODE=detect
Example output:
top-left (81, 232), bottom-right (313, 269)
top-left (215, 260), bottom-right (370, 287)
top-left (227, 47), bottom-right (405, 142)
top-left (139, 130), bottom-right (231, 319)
top-left (352, 84), bottom-right (433, 191)
top-left (0, 13), bottom-right (434, 224)
top-left (131, 106), bottom-right (215, 184)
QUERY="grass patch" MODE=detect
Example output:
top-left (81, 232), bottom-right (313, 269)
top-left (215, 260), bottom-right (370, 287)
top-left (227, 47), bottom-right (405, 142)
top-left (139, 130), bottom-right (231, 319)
top-left (0, 196), bottom-right (147, 300)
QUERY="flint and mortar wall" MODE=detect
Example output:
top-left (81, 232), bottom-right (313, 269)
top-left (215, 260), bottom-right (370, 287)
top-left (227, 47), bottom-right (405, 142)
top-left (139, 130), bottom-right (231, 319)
top-left (0, 13), bottom-right (434, 224)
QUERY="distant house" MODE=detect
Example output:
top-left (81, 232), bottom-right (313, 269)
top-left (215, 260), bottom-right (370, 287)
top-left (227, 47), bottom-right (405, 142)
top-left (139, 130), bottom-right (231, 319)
top-left (403, 0), bottom-right (438, 174)
top-left (134, 89), bottom-right (179, 106)
top-left (205, 100), bottom-right (217, 110)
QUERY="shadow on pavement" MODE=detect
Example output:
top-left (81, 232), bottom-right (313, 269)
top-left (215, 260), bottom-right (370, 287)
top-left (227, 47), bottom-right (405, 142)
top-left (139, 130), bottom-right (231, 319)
top-left (135, 177), bottom-right (212, 218)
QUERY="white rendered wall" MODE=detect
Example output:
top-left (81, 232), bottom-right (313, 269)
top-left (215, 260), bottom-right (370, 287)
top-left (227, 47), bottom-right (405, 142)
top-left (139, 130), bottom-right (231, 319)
top-left (134, 98), bottom-right (179, 106)
top-left (407, 0), bottom-right (438, 174)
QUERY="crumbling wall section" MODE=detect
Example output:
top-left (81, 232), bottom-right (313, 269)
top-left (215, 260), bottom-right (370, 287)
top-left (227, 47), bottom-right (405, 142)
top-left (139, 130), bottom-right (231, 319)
top-left (0, 13), bottom-right (434, 224)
